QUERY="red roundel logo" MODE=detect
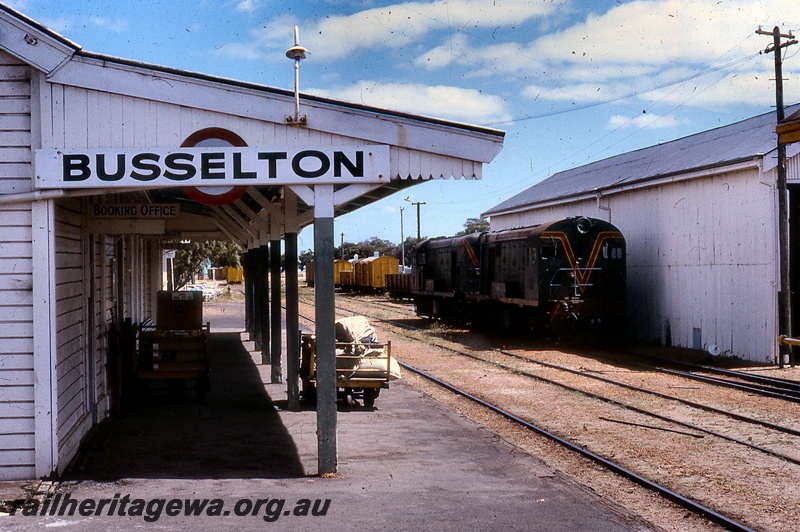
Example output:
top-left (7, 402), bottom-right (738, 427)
top-left (181, 127), bottom-right (248, 206)
top-left (183, 186), bottom-right (247, 206)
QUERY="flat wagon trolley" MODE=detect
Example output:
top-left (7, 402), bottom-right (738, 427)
top-left (299, 316), bottom-right (401, 408)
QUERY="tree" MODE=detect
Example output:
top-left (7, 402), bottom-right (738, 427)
top-left (397, 236), bottom-right (423, 268)
top-left (337, 236), bottom-right (396, 261)
top-left (172, 240), bottom-right (242, 290)
top-left (298, 249), bottom-right (315, 270)
top-left (456, 217), bottom-right (489, 236)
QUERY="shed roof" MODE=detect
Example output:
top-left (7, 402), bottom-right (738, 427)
top-left (484, 105), bottom-right (799, 218)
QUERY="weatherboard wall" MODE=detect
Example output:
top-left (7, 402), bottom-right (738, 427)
top-left (489, 162), bottom-right (779, 363)
top-left (53, 198), bottom-right (91, 468)
top-left (0, 51), bottom-right (34, 479)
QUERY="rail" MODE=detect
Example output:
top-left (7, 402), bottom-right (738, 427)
top-left (398, 360), bottom-right (755, 532)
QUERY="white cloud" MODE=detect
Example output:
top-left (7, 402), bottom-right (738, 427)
top-left (642, 68), bottom-right (788, 107)
top-left (213, 42), bottom-right (263, 61)
top-left (607, 113), bottom-right (682, 129)
top-left (223, 0), bottom-right (564, 62)
top-left (309, 81), bottom-right (512, 124)
top-left (414, 33), bottom-right (470, 70)
top-left (308, 0), bottom-right (562, 60)
top-left (431, 0), bottom-right (800, 107)
top-left (235, 0), bottom-right (261, 13)
top-left (212, 0), bottom-right (800, 111)
top-left (89, 16), bottom-right (128, 33)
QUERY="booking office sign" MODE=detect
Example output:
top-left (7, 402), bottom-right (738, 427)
top-left (34, 145), bottom-right (390, 191)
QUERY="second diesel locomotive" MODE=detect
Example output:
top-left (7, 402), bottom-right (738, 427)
top-left (411, 217), bottom-right (627, 338)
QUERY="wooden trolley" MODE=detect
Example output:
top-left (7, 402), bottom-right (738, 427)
top-left (299, 333), bottom-right (399, 408)
top-left (134, 291), bottom-right (211, 399)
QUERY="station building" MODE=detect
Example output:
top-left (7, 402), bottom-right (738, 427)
top-left (0, 6), bottom-right (504, 480)
top-left (484, 106), bottom-right (800, 364)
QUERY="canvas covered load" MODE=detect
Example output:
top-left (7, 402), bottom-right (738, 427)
top-left (334, 316), bottom-right (401, 381)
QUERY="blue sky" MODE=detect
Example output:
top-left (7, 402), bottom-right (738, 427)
top-left (8, 0), bottom-right (800, 250)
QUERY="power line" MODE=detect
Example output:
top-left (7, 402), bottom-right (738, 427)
top-left (485, 52), bottom-right (762, 126)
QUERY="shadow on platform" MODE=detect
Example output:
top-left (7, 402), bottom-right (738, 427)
top-left (65, 333), bottom-right (305, 480)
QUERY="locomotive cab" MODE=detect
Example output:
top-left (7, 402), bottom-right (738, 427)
top-left (536, 217), bottom-right (627, 338)
top-left (410, 216), bottom-right (627, 341)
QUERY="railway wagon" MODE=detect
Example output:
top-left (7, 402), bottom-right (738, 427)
top-left (352, 257), bottom-right (369, 289)
top-left (334, 259), bottom-right (353, 286)
top-left (226, 266), bottom-right (244, 283)
top-left (352, 255), bottom-right (400, 291)
top-left (304, 260), bottom-right (315, 286)
top-left (339, 269), bottom-right (356, 291)
top-left (412, 217), bottom-right (626, 338)
top-left (305, 259), bottom-right (352, 287)
top-left (385, 272), bottom-right (413, 299)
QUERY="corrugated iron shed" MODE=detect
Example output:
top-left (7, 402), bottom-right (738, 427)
top-left (485, 105), bottom-right (800, 217)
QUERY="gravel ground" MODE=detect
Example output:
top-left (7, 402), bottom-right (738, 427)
top-left (200, 284), bottom-right (800, 531)
top-left (306, 290), bottom-right (800, 532)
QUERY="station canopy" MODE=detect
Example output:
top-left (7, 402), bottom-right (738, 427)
top-left (0, 5), bottom-right (505, 242)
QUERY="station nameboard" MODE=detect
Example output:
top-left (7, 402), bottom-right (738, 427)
top-left (34, 146), bottom-right (390, 189)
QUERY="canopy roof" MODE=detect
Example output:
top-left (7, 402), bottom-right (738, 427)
top-left (0, 4), bottom-right (504, 245)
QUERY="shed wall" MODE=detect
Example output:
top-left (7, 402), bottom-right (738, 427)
top-left (490, 165), bottom-right (777, 363)
top-left (0, 51), bottom-right (34, 479)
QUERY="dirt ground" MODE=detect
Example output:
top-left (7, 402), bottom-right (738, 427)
top-left (319, 292), bottom-right (800, 532)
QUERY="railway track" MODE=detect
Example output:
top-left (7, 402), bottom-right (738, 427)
top-left (398, 362), bottom-right (754, 532)
top-left (322, 298), bottom-right (800, 461)
top-left (294, 298), bottom-right (756, 531)
top-left (327, 294), bottom-right (800, 403)
top-left (625, 352), bottom-right (800, 400)
top-left (295, 292), bottom-right (800, 529)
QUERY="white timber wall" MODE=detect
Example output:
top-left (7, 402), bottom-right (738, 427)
top-left (89, 233), bottom-right (109, 421)
top-left (53, 198), bottom-right (91, 467)
top-left (0, 51), bottom-right (34, 479)
top-left (490, 164), bottom-right (778, 363)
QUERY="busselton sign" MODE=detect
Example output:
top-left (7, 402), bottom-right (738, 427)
top-left (34, 146), bottom-right (390, 189)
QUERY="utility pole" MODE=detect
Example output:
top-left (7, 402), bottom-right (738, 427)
top-left (757, 26), bottom-right (798, 368)
top-left (400, 206), bottom-right (405, 269)
top-left (405, 197), bottom-right (426, 240)
top-left (415, 201), bottom-right (424, 240)
top-left (340, 232), bottom-right (344, 260)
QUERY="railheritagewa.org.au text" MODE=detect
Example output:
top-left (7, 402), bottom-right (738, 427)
top-left (2, 493), bottom-right (331, 523)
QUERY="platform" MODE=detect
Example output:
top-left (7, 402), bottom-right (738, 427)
top-left (1, 332), bottom-right (653, 530)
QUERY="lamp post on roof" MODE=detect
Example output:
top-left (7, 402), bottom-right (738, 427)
top-left (286, 26), bottom-right (308, 125)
